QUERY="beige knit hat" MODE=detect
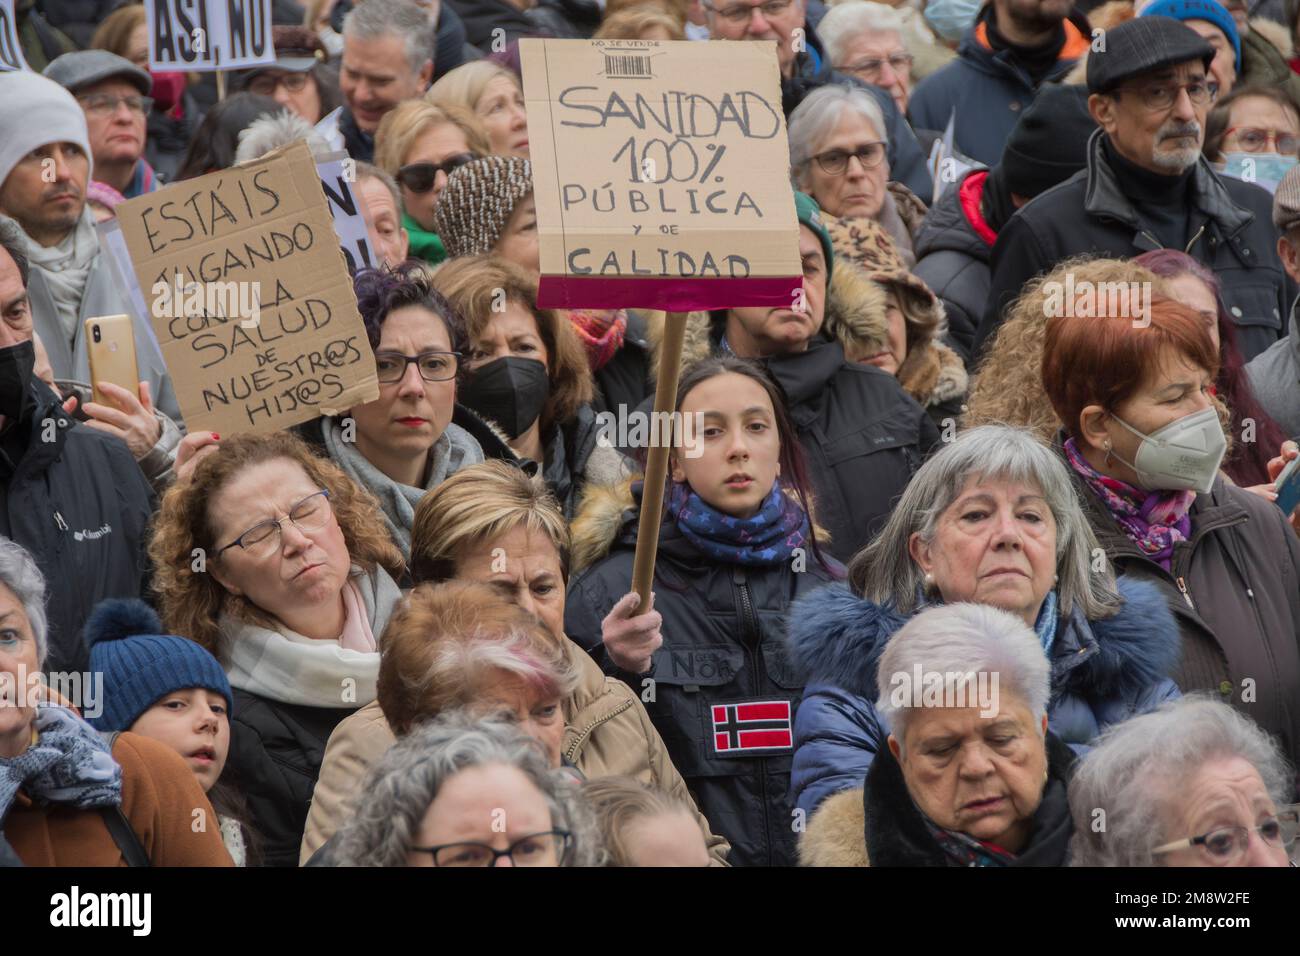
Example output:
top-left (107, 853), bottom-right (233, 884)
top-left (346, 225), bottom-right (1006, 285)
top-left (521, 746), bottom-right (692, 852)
top-left (434, 155), bottom-right (533, 258)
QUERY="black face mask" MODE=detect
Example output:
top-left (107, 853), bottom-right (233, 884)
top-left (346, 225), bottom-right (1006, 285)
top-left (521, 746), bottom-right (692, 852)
top-left (0, 339), bottom-right (35, 422)
top-left (460, 356), bottom-right (550, 439)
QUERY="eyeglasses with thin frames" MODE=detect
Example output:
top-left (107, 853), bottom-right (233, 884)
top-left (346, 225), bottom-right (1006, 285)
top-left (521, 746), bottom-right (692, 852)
top-left (704, 0), bottom-right (794, 24)
top-left (247, 71), bottom-right (311, 97)
top-left (410, 829), bottom-right (573, 867)
top-left (842, 52), bottom-right (914, 79)
top-left (1151, 803), bottom-right (1299, 865)
top-left (1223, 126), bottom-right (1300, 156)
top-left (1114, 78), bottom-right (1219, 112)
top-left (78, 93), bottom-right (154, 117)
top-left (215, 489), bottom-right (333, 560)
top-left (374, 350), bottom-right (461, 384)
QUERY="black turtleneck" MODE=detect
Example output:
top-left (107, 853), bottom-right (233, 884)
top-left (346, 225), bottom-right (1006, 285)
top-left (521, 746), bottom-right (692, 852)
top-left (1101, 135), bottom-right (1196, 250)
top-left (983, 4), bottom-right (1067, 86)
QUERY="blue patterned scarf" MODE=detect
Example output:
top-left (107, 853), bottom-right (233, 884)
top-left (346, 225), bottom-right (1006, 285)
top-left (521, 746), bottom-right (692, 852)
top-left (0, 704), bottom-right (122, 822)
top-left (667, 481), bottom-right (809, 566)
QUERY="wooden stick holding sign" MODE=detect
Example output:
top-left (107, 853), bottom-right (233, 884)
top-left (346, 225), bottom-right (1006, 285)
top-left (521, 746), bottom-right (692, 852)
top-left (520, 38), bottom-right (801, 601)
top-left (630, 311), bottom-right (687, 606)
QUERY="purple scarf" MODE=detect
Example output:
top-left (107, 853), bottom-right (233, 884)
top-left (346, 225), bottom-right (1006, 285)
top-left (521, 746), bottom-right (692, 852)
top-left (1065, 438), bottom-right (1193, 571)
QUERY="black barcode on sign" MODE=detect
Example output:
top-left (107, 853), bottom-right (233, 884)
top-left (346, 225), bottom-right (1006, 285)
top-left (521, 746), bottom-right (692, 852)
top-left (605, 54), bottom-right (652, 78)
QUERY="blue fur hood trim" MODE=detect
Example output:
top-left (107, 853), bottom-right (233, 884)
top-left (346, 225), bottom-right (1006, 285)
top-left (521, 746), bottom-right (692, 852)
top-left (786, 577), bottom-right (1181, 697)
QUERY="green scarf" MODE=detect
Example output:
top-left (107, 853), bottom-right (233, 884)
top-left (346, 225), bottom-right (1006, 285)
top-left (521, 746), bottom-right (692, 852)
top-left (402, 213), bottom-right (446, 265)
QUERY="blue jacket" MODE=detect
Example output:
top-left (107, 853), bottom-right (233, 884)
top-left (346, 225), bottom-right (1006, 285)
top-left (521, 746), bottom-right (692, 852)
top-left (784, 577), bottom-right (1182, 817)
top-left (908, 12), bottom-right (1091, 167)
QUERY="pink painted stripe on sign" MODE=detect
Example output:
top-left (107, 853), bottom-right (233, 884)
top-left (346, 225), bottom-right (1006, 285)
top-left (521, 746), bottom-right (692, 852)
top-left (537, 275), bottom-right (803, 312)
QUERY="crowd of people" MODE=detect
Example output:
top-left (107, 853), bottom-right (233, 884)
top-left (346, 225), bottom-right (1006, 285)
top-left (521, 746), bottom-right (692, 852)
top-left (0, 0), bottom-right (1298, 869)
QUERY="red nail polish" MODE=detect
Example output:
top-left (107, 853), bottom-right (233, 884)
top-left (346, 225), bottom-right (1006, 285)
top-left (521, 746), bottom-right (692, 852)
top-left (211, 433), bottom-right (220, 440)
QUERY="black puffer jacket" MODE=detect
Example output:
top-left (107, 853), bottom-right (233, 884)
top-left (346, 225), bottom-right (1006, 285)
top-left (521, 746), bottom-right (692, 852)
top-left (446, 0), bottom-right (546, 51)
top-left (912, 168), bottom-right (994, 363)
top-left (0, 378), bottom-right (155, 675)
top-left (565, 480), bottom-right (842, 866)
top-left (1060, 433), bottom-right (1300, 776)
top-left (227, 692), bottom-right (354, 868)
top-left (979, 129), bottom-right (1294, 360)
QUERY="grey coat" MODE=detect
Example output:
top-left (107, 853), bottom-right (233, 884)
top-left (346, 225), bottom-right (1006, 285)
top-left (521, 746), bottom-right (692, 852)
top-left (1246, 299), bottom-right (1300, 438)
top-left (25, 249), bottom-right (182, 425)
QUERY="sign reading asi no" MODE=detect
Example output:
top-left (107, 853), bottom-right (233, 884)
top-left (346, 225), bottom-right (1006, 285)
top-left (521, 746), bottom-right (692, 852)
top-left (520, 39), bottom-right (801, 312)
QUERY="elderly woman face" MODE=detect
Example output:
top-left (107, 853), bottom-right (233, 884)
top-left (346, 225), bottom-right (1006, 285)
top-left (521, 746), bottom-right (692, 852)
top-left (0, 583), bottom-right (40, 758)
top-left (473, 672), bottom-right (565, 768)
top-left (407, 762), bottom-right (560, 866)
top-left (804, 108), bottom-right (889, 220)
top-left (1153, 755), bottom-right (1292, 867)
top-left (467, 299), bottom-right (549, 373)
top-left (350, 305), bottom-right (457, 477)
top-left (208, 458), bottom-right (353, 627)
top-left (888, 699), bottom-right (1050, 851)
top-left (476, 75), bottom-right (529, 158)
top-left (909, 475), bottom-right (1058, 627)
top-left (849, 287), bottom-right (908, 375)
top-left (454, 524), bottom-right (567, 645)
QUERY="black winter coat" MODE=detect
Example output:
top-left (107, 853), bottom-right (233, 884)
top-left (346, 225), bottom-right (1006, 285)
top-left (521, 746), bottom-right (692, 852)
top-left (592, 312), bottom-right (652, 418)
top-left (226, 690), bottom-right (354, 867)
top-left (761, 335), bottom-right (939, 562)
top-left (1062, 440), bottom-right (1300, 777)
top-left (912, 168), bottom-right (993, 363)
top-left (863, 731), bottom-right (1076, 866)
top-left (979, 130), bottom-right (1294, 360)
top-left (446, 0), bottom-right (546, 51)
top-left (526, 0), bottom-right (602, 39)
top-left (0, 379), bottom-right (155, 675)
top-left (565, 489), bottom-right (841, 866)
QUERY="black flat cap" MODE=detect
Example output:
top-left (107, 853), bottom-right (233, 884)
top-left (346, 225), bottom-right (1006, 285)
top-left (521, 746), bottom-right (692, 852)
top-left (1086, 16), bottom-right (1215, 94)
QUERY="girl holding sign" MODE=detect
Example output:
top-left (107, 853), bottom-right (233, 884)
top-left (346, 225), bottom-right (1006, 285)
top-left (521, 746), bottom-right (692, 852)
top-left (564, 355), bottom-right (843, 867)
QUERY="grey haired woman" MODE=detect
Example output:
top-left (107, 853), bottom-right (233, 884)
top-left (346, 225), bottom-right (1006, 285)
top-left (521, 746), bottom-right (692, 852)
top-left (1068, 696), bottom-right (1297, 867)
top-left (330, 710), bottom-right (603, 867)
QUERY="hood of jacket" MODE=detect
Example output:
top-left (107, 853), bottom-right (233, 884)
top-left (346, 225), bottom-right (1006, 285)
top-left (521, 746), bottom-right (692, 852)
top-left (1082, 128), bottom-right (1256, 241)
top-left (914, 168), bottom-right (991, 260)
top-left (823, 261), bottom-right (968, 410)
top-left (786, 576), bottom-right (1180, 703)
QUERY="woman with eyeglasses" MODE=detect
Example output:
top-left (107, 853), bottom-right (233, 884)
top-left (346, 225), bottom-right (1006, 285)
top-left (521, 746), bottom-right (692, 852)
top-left (232, 27), bottom-right (342, 126)
top-left (374, 100), bottom-right (490, 266)
top-left (331, 710), bottom-right (603, 867)
top-left (1068, 696), bottom-right (1297, 867)
top-left (149, 431), bottom-right (407, 865)
top-left (788, 84), bottom-right (926, 266)
top-left (1204, 84), bottom-right (1300, 192)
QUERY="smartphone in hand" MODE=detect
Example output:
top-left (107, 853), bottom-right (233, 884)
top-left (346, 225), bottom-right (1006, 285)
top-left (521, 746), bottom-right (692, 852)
top-left (84, 314), bottom-right (139, 407)
top-left (1275, 455), bottom-right (1300, 516)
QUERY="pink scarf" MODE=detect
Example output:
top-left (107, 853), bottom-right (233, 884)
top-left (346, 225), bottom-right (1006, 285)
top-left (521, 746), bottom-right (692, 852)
top-left (338, 579), bottom-right (377, 653)
top-left (567, 309), bottom-right (627, 371)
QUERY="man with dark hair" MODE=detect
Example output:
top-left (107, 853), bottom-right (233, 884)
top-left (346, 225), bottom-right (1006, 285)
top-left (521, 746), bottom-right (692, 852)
top-left (0, 217), bottom-right (155, 676)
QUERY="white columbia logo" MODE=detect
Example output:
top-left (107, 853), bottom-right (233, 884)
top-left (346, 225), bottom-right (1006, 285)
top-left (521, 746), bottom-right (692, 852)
top-left (72, 524), bottom-right (112, 542)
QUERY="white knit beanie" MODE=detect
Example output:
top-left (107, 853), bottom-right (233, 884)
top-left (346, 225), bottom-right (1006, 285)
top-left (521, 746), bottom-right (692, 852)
top-left (0, 71), bottom-right (94, 189)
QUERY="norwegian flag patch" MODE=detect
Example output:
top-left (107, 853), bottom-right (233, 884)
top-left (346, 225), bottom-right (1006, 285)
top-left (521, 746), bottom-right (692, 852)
top-left (711, 700), bottom-right (793, 756)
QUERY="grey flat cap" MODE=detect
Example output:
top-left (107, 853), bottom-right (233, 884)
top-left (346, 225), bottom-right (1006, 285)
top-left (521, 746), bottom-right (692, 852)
top-left (1273, 164), bottom-right (1300, 233)
top-left (1086, 17), bottom-right (1215, 94)
top-left (44, 51), bottom-right (152, 97)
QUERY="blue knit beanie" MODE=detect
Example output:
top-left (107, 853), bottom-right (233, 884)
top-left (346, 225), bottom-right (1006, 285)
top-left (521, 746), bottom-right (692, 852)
top-left (1141, 0), bottom-right (1242, 75)
top-left (85, 599), bottom-right (233, 732)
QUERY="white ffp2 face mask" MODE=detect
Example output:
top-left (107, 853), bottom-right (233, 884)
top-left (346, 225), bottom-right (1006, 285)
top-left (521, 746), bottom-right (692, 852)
top-left (1109, 407), bottom-right (1227, 494)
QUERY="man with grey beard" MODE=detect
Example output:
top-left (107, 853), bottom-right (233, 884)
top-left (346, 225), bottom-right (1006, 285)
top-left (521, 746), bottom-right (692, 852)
top-left (976, 16), bottom-right (1292, 361)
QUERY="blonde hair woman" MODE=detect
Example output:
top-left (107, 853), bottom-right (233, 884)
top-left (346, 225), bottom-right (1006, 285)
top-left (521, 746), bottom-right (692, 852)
top-left (427, 61), bottom-right (529, 158)
top-left (374, 100), bottom-right (491, 264)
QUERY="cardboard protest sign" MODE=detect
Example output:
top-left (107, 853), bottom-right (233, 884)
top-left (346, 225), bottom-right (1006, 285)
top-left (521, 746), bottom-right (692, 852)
top-left (146, 0), bottom-right (274, 72)
top-left (520, 38), bottom-right (801, 312)
top-left (0, 0), bottom-right (29, 72)
top-left (114, 140), bottom-right (379, 435)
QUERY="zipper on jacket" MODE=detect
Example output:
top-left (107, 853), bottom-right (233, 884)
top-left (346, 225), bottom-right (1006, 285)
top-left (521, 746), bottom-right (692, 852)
top-left (53, 511), bottom-right (67, 531)
top-left (1175, 576), bottom-right (1195, 610)
top-left (1184, 224), bottom-right (1206, 255)
top-left (732, 567), bottom-right (774, 864)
